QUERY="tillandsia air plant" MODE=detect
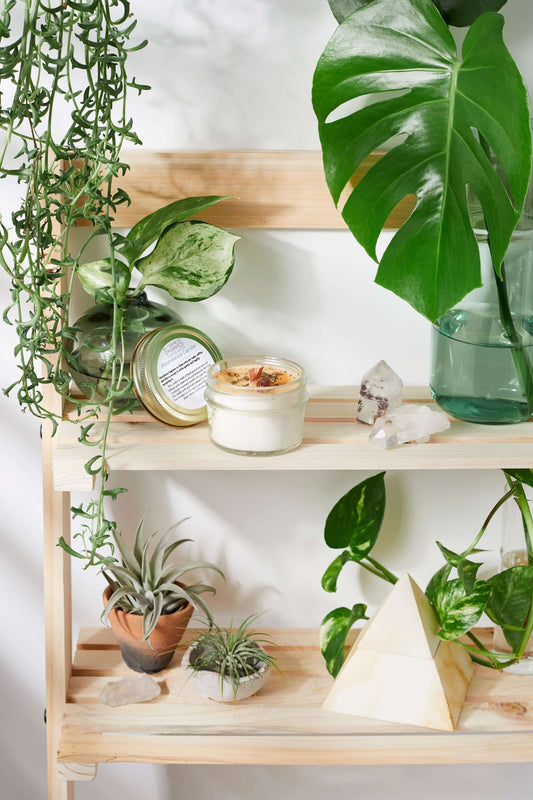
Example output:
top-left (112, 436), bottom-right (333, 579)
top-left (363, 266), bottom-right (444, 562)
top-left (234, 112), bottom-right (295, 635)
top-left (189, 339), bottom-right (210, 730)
top-left (185, 615), bottom-right (279, 699)
top-left (0, 3), bottom-right (239, 569)
top-left (101, 518), bottom-right (225, 643)
top-left (313, 0), bottom-right (533, 407)
top-left (320, 470), bottom-right (533, 677)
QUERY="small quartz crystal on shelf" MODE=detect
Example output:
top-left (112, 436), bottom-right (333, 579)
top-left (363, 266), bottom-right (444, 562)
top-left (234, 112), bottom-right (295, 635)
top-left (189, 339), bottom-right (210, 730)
top-left (98, 674), bottom-right (161, 707)
top-left (357, 360), bottom-right (403, 425)
top-left (369, 404), bottom-right (450, 449)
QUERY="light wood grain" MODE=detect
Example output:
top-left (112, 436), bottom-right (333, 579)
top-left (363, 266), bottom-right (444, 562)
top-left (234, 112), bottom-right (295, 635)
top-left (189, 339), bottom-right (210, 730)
top-left (42, 266), bottom-right (74, 799)
top-left (57, 764), bottom-right (96, 782)
top-left (324, 576), bottom-right (474, 731)
top-left (54, 386), bottom-right (533, 490)
top-left (70, 150), bottom-right (415, 230)
top-left (57, 627), bottom-right (533, 767)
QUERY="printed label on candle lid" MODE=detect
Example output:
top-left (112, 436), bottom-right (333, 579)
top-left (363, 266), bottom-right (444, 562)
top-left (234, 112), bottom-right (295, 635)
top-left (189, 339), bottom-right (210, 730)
top-left (157, 337), bottom-right (215, 409)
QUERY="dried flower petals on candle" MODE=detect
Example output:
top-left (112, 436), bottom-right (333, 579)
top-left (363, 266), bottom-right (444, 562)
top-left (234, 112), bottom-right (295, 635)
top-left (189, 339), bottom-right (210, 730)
top-left (216, 365), bottom-right (297, 388)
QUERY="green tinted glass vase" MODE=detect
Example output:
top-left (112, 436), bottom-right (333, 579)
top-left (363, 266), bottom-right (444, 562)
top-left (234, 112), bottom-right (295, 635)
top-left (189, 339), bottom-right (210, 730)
top-left (66, 291), bottom-right (181, 404)
top-left (430, 172), bottom-right (533, 424)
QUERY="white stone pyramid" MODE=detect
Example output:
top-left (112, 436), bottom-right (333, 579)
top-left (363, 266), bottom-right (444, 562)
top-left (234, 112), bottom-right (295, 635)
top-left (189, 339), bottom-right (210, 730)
top-left (323, 573), bottom-right (474, 731)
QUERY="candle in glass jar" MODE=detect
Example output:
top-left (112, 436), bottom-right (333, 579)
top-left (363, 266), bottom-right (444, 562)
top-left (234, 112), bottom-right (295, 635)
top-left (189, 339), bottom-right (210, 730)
top-left (205, 356), bottom-right (307, 456)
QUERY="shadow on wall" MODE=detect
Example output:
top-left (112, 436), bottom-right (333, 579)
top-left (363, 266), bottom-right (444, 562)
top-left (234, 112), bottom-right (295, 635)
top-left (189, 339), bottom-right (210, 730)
top-left (0, 659), bottom-right (46, 800)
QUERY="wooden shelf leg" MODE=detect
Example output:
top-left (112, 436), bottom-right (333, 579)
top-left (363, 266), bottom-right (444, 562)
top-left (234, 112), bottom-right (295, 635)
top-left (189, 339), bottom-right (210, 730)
top-left (43, 417), bottom-right (74, 800)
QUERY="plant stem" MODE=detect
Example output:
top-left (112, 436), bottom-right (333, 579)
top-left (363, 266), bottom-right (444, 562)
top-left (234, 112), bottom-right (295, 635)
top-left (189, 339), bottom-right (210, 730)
top-left (365, 556), bottom-right (398, 584)
top-left (478, 135), bottom-right (533, 413)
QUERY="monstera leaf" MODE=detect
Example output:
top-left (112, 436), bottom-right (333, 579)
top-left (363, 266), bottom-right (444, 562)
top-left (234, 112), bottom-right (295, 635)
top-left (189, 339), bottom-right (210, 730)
top-left (313, 0), bottom-right (531, 321)
top-left (135, 220), bottom-right (240, 301)
top-left (434, 0), bottom-right (508, 26)
top-left (327, 0), bottom-right (509, 26)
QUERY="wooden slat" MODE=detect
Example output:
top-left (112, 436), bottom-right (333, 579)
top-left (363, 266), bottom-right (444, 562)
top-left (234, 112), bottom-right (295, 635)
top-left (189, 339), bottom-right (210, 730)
top-left (42, 248), bottom-right (74, 799)
top-left (58, 627), bottom-right (533, 766)
top-left (72, 150), bottom-right (414, 230)
top-left (54, 386), bottom-right (533, 490)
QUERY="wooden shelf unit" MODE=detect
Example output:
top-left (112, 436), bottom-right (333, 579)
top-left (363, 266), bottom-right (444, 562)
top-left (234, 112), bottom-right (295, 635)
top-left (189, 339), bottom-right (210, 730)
top-left (59, 627), bottom-right (533, 768)
top-left (54, 386), bottom-right (533, 491)
top-left (41, 151), bottom-right (533, 800)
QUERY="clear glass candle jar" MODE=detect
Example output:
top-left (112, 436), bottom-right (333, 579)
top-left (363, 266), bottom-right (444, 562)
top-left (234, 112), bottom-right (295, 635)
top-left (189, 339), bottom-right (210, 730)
top-left (205, 356), bottom-right (307, 456)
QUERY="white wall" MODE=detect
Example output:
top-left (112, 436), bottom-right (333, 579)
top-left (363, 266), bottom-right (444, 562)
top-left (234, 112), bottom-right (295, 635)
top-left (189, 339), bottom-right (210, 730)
top-left (1, 1), bottom-right (532, 798)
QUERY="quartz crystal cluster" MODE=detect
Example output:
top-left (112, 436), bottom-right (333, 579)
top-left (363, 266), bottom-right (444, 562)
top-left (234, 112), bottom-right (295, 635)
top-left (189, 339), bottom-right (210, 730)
top-left (369, 404), bottom-right (450, 449)
top-left (98, 674), bottom-right (161, 707)
top-left (357, 360), bottom-right (402, 425)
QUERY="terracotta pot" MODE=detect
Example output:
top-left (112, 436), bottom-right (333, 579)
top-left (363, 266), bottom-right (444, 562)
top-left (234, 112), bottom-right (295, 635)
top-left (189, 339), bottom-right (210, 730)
top-left (103, 585), bottom-right (193, 673)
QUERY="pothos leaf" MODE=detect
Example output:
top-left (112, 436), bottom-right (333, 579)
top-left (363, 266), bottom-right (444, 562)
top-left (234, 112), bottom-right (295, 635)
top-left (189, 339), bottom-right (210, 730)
top-left (436, 541), bottom-right (482, 595)
top-left (319, 604), bottom-right (368, 677)
top-left (504, 469), bottom-right (533, 489)
top-left (433, 579), bottom-right (490, 640)
top-left (425, 563), bottom-right (452, 604)
top-left (135, 220), bottom-right (240, 301)
top-left (124, 195), bottom-right (231, 263)
top-left (313, 0), bottom-right (531, 322)
top-left (76, 258), bottom-right (130, 305)
top-left (324, 472), bottom-right (386, 561)
top-left (321, 550), bottom-right (356, 592)
top-left (486, 566), bottom-right (533, 650)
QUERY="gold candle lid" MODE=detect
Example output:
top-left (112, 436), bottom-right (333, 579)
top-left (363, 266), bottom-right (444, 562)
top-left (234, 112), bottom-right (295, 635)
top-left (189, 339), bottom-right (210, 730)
top-left (131, 325), bottom-right (222, 427)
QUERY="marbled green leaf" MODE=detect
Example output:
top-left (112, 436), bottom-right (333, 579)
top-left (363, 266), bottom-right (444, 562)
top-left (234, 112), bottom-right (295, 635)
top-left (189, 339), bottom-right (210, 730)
top-left (76, 258), bottom-right (130, 304)
top-left (486, 566), bottom-right (533, 650)
top-left (324, 472), bottom-right (386, 560)
top-left (319, 604), bottom-right (368, 677)
top-left (433, 579), bottom-right (489, 640)
top-left (136, 220), bottom-right (240, 301)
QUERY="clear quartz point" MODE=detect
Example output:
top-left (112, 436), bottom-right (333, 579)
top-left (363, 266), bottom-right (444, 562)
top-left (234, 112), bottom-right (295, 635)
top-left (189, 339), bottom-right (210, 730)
top-left (98, 674), bottom-right (161, 707)
top-left (369, 404), bottom-right (450, 449)
top-left (357, 360), bottom-right (403, 425)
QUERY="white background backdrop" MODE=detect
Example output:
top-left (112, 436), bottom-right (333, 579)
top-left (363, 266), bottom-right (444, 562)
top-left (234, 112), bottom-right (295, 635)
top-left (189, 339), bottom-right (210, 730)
top-left (1, 1), bottom-right (532, 798)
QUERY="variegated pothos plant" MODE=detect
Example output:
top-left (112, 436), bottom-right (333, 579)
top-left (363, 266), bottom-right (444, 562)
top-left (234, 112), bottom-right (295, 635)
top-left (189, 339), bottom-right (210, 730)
top-left (320, 471), bottom-right (533, 676)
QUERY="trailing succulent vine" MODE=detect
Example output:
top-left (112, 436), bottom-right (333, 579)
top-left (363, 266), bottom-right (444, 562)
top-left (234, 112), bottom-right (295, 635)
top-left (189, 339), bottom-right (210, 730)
top-left (0, 0), bottom-right (149, 567)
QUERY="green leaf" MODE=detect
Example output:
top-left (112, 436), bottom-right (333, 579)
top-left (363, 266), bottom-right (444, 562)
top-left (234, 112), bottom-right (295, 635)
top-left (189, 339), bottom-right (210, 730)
top-left (319, 604), bottom-right (368, 677)
top-left (504, 469), bottom-right (533, 489)
top-left (312, 0), bottom-right (531, 322)
top-left (327, 0), bottom-right (508, 25)
top-left (434, 0), bottom-right (508, 27)
top-left (436, 542), bottom-right (481, 595)
top-left (327, 0), bottom-right (367, 23)
top-left (433, 579), bottom-right (490, 640)
top-left (321, 550), bottom-right (356, 592)
top-left (76, 258), bottom-right (130, 305)
top-left (124, 195), bottom-right (231, 263)
top-left (324, 473), bottom-right (386, 561)
top-left (135, 220), bottom-right (240, 301)
top-left (425, 563), bottom-right (452, 604)
top-left (486, 566), bottom-right (533, 650)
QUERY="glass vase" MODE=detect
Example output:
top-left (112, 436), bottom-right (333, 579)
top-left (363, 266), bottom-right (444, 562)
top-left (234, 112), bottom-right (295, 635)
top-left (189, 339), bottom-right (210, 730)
top-left (430, 167), bottom-right (533, 424)
top-left (66, 291), bottom-right (181, 405)
top-left (493, 488), bottom-right (533, 674)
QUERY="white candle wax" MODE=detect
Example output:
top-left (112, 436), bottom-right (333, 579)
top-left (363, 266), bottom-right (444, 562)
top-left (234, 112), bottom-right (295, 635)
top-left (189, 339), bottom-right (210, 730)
top-left (205, 356), bottom-right (307, 456)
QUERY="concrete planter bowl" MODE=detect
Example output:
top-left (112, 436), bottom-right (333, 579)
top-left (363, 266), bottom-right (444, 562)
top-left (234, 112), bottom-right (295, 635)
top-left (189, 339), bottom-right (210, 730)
top-left (182, 643), bottom-right (271, 702)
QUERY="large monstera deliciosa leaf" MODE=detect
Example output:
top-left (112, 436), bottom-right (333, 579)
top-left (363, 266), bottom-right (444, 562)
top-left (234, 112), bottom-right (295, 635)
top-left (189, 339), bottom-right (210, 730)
top-left (314, 0), bottom-right (531, 322)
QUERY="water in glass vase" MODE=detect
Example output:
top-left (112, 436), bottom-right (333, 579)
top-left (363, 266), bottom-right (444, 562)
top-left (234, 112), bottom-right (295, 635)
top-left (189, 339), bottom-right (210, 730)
top-left (431, 307), bottom-right (533, 424)
top-left (431, 224), bottom-right (533, 424)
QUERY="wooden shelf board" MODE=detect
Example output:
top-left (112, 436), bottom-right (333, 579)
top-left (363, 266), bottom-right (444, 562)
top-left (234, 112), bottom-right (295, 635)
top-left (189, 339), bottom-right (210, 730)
top-left (57, 627), bottom-right (533, 767)
top-left (53, 387), bottom-right (533, 490)
top-left (69, 149), bottom-right (414, 231)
